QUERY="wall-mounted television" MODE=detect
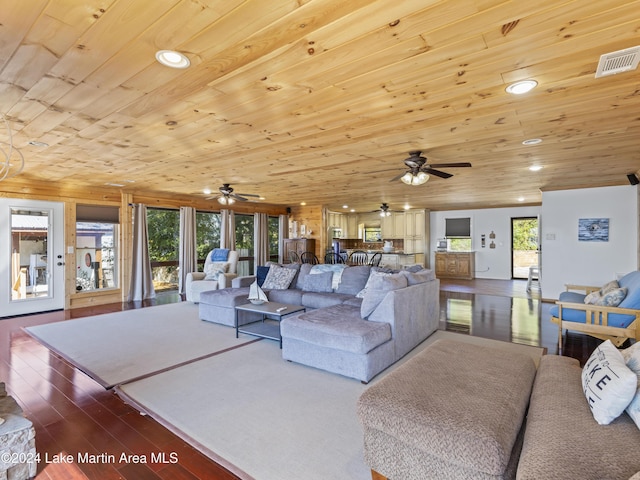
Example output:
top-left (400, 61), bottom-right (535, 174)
top-left (445, 217), bottom-right (471, 237)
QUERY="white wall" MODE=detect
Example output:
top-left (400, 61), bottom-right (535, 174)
top-left (541, 185), bottom-right (638, 299)
top-left (430, 206), bottom-right (541, 280)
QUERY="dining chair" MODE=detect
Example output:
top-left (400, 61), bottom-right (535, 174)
top-left (300, 251), bottom-right (320, 265)
top-left (324, 252), bottom-right (345, 264)
top-left (288, 251), bottom-right (301, 264)
top-left (348, 250), bottom-right (369, 265)
top-left (368, 252), bottom-right (382, 267)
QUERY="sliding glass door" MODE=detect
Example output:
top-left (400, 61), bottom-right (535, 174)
top-left (0, 199), bottom-right (65, 317)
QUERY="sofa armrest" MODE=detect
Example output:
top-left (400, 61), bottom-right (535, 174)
top-left (187, 272), bottom-right (206, 283)
top-left (218, 273), bottom-right (238, 289)
top-left (232, 275), bottom-right (257, 288)
top-left (368, 279), bottom-right (440, 361)
top-left (564, 284), bottom-right (600, 294)
top-left (554, 301), bottom-right (640, 318)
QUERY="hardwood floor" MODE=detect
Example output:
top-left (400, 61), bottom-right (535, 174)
top-left (1, 280), bottom-right (601, 479)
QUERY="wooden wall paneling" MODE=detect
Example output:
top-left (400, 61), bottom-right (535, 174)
top-left (63, 202), bottom-right (76, 309)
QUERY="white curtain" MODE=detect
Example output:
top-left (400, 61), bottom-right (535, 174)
top-left (254, 212), bottom-right (269, 271)
top-left (128, 203), bottom-right (156, 301)
top-left (178, 206), bottom-right (197, 295)
top-left (278, 214), bottom-right (289, 263)
top-left (220, 209), bottom-right (236, 249)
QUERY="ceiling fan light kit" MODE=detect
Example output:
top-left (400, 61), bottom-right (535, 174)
top-left (401, 171), bottom-right (429, 185)
top-left (218, 195), bottom-right (235, 205)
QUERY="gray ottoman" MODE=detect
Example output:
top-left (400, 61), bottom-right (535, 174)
top-left (199, 287), bottom-right (260, 327)
top-left (356, 339), bottom-right (537, 480)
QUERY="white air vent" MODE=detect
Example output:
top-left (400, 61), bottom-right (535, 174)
top-left (595, 46), bottom-right (640, 78)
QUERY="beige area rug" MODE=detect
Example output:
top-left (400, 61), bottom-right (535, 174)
top-left (25, 302), bottom-right (255, 388)
top-left (117, 330), bottom-right (544, 480)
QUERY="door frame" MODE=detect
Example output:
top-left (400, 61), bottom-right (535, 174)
top-left (511, 216), bottom-right (540, 280)
top-left (0, 198), bottom-right (65, 317)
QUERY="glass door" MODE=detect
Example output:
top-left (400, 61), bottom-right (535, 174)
top-left (1, 199), bottom-right (65, 317)
top-left (511, 217), bottom-right (539, 279)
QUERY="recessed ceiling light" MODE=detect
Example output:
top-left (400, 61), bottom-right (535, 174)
top-left (155, 50), bottom-right (190, 69)
top-left (522, 138), bottom-right (542, 145)
top-left (28, 140), bottom-right (49, 147)
top-left (203, 188), bottom-right (212, 195)
top-left (506, 80), bottom-right (538, 94)
top-left (350, 209), bottom-right (355, 212)
top-left (529, 165), bottom-right (543, 172)
top-left (105, 182), bottom-right (125, 187)
top-left (342, 205), bottom-right (348, 209)
top-left (518, 197), bottom-right (525, 202)
top-left (300, 202), bottom-right (306, 206)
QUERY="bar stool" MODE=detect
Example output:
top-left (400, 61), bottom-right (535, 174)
top-left (526, 266), bottom-right (540, 292)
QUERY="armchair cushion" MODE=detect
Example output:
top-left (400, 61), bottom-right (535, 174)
top-left (204, 261), bottom-right (229, 281)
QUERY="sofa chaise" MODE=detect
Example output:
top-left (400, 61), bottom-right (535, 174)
top-left (197, 262), bottom-right (440, 382)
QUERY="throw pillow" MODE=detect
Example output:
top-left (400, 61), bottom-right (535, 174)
top-left (356, 269), bottom-right (392, 299)
top-left (584, 290), bottom-right (602, 305)
top-left (360, 272), bottom-right (407, 319)
top-left (204, 261), bottom-right (229, 281)
top-left (302, 271), bottom-right (333, 293)
top-left (622, 343), bottom-right (640, 429)
top-left (262, 264), bottom-right (297, 290)
top-left (601, 280), bottom-right (620, 295)
top-left (582, 340), bottom-right (637, 425)
top-left (256, 265), bottom-right (270, 287)
top-left (595, 287), bottom-right (627, 307)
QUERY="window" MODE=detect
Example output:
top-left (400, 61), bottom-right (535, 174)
top-left (75, 205), bottom-right (120, 292)
top-left (196, 211), bottom-right (221, 267)
top-left (268, 216), bottom-right (279, 263)
top-left (445, 217), bottom-right (472, 251)
top-left (235, 214), bottom-right (254, 276)
top-left (146, 208), bottom-right (180, 292)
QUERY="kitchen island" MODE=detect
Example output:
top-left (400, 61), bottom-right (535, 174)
top-left (345, 249), bottom-right (423, 268)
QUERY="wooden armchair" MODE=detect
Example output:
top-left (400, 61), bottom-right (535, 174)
top-left (550, 281), bottom-right (640, 353)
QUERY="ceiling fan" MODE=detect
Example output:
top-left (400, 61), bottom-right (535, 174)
top-left (370, 203), bottom-right (401, 217)
top-left (391, 151), bottom-right (472, 185)
top-left (210, 183), bottom-right (260, 205)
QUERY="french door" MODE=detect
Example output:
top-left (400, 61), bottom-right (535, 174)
top-left (0, 199), bottom-right (65, 317)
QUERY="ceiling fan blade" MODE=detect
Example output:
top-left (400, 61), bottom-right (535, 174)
top-left (423, 167), bottom-right (453, 179)
top-left (389, 171), bottom-right (407, 182)
top-left (428, 162), bottom-right (472, 168)
top-left (230, 193), bottom-right (249, 202)
top-left (236, 192), bottom-right (261, 198)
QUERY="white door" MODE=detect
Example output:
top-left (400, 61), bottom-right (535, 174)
top-left (0, 199), bottom-right (65, 317)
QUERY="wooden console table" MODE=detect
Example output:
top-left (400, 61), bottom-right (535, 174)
top-left (435, 252), bottom-right (475, 280)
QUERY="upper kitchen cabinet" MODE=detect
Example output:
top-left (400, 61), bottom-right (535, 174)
top-left (381, 212), bottom-right (405, 239)
top-left (405, 210), bottom-right (425, 237)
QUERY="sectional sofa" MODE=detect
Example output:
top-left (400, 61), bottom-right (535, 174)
top-left (198, 262), bottom-right (440, 382)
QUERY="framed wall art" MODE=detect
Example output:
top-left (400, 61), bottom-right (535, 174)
top-left (578, 218), bottom-right (609, 242)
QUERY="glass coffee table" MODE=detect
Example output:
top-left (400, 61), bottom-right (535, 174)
top-left (235, 302), bottom-right (306, 348)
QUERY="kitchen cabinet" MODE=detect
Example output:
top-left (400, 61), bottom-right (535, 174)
top-left (284, 238), bottom-right (316, 263)
top-left (404, 209), bottom-right (426, 255)
top-left (435, 252), bottom-right (475, 279)
top-left (381, 212), bottom-right (405, 239)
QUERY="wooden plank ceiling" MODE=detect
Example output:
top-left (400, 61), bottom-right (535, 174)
top-left (0, 0), bottom-right (639, 212)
